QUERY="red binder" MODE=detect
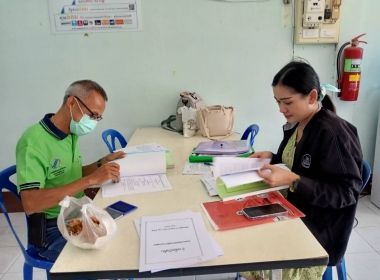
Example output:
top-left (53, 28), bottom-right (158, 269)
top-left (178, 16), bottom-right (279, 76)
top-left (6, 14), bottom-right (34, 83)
top-left (201, 191), bottom-right (305, 231)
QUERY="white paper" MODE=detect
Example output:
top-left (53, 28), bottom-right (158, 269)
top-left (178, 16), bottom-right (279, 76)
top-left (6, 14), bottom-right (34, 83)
top-left (102, 174), bottom-right (173, 198)
top-left (220, 171), bottom-right (263, 188)
top-left (134, 215), bottom-right (224, 257)
top-left (183, 161), bottom-right (211, 175)
top-left (111, 152), bottom-right (166, 177)
top-left (219, 164), bottom-right (290, 189)
top-left (139, 212), bottom-right (218, 272)
top-left (201, 175), bottom-right (218, 197)
top-left (48, 0), bottom-right (142, 35)
top-left (221, 185), bottom-right (289, 202)
top-left (213, 157), bottom-right (271, 179)
top-left (134, 211), bottom-right (192, 236)
top-left (115, 142), bottom-right (169, 154)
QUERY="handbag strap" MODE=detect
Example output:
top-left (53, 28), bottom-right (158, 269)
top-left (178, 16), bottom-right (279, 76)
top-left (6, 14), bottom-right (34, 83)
top-left (161, 115), bottom-right (177, 132)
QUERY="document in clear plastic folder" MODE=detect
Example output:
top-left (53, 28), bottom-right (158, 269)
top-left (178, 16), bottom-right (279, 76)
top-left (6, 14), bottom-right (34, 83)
top-left (193, 140), bottom-right (250, 155)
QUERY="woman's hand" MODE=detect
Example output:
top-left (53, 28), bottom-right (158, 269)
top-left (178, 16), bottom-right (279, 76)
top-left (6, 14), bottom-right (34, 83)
top-left (258, 164), bottom-right (299, 187)
top-left (104, 151), bottom-right (126, 163)
top-left (248, 151), bottom-right (273, 161)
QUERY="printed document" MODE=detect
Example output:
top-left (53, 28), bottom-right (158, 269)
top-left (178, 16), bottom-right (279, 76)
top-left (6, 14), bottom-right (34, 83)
top-left (213, 157), bottom-right (271, 179)
top-left (102, 174), bottom-right (173, 198)
top-left (115, 142), bottom-right (169, 154)
top-left (134, 214), bottom-right (224, 257)
top-left (111, 151), bottom-right (166, 177)
top-left (183, 161), bottom-right (211, 175)
top-left (139, 212), bottom-right (218, 272)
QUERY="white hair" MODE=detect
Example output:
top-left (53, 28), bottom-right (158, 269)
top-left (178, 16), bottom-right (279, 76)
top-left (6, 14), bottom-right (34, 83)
top-left (63, 80), bottom-right (108, 104)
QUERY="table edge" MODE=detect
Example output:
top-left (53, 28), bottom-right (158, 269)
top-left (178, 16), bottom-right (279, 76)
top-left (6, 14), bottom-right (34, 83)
top-left (50, 255), bottom-right (329, 279)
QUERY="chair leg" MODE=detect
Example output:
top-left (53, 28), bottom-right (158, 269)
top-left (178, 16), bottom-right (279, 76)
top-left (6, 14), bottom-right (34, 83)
top-left (322, 266), bottom-right (333, 280)
top-left (23, 263), bottom-right (33, 280)
top-left (46, 270), bottom-right (52, 280)
top-left (336, 258), bottom-right (347, 280)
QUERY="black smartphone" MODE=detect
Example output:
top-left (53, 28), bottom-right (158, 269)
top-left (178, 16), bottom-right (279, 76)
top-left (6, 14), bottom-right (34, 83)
top-left (104, 201), bottom-right (137, 220)
top-left (242, 203), bottom-right (288, 220)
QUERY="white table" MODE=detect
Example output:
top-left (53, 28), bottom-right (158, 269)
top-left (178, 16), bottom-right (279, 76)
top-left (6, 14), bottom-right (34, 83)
top-left (50, 127), bottom-right (328, 280)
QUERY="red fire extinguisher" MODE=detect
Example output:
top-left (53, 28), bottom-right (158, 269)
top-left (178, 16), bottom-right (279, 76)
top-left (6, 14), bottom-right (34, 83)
top-left (337, 33), bottom-right (367, 101)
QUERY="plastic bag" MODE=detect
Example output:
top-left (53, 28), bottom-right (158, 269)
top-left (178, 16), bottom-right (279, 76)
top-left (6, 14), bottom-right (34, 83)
top-left (57, 196), bottom-right (118, 249)
top-left (178, 106), bottom-right (198, 137)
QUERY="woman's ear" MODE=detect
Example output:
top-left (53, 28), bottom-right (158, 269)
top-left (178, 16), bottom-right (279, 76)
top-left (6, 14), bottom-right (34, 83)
top-left (309, 89), bottom-right (318, 104)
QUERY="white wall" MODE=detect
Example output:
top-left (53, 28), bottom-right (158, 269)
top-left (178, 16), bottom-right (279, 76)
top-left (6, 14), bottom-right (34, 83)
top-left (335, 0), bottom-right (380, 168)
top-left (0, 0), bottom-right (378, 171)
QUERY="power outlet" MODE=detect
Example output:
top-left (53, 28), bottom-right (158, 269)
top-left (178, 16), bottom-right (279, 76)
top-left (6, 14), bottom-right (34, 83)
top-left (303, 12), bottom-right (324, 27)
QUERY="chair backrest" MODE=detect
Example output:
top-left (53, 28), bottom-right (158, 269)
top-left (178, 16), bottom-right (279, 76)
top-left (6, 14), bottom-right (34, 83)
top-left (241, 124), bottom-right (259, 147)
top-left (102, 129), bottom-right (127, 153)
top-left (361, 160), bottom-right (371, 193)
top-left (0, 165), bottom-right (29, 252)
top-left (0, 165), bottom-right (54, 269)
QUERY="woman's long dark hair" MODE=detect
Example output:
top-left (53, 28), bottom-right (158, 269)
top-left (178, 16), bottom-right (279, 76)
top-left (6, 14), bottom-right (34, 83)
top-left (272, 61), bottom-right (336, 113)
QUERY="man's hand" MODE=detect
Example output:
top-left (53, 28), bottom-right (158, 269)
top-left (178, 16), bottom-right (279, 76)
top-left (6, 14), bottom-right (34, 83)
top-left (257, 164), bottom-right (299, 187)
top-left (86, 163), bottom-right (121, 185)
top-left (104, 151), bottom-right (126, 163)
top-left (248, 151), bottom-right (273, 161)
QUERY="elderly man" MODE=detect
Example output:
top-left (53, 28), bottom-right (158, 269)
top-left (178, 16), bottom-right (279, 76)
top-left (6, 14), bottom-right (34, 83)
top-left (16, 80), bottom-right (124, 261)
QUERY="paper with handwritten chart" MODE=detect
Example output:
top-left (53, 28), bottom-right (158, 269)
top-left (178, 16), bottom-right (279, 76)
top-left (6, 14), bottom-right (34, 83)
top-left (102, 174), bottom-right (172, 198)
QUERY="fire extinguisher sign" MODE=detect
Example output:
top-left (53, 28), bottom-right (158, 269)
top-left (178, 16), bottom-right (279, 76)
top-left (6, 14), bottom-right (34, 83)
top-left (344, 59), bottom-right (362, 72)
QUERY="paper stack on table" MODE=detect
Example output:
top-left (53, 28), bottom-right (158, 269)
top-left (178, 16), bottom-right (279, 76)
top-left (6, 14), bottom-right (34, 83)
top-left (115, 142), bottom-right (169, 154)
top-left (101, 151), bottom-right (173, 198)
top-left (115, 142), bottom-right (174, 169)
top-left (182, 161), bottom-right (211, 175)
top-left (134, 211), bottom-right (223, 273)
top-left (200, 173), bottom-right (218, 197)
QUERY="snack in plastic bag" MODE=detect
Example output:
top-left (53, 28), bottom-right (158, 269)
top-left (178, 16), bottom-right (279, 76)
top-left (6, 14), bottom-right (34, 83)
top-left (58, 196), bottom-right (117, 249)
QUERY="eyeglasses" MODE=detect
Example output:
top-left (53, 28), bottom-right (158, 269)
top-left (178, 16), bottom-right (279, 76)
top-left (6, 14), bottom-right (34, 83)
top-left (70, 96), bottom-right (103, 121)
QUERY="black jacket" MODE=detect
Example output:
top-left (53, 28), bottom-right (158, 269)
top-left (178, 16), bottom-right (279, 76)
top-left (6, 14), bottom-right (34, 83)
top-left (271, 108), bottom-right (363, 266)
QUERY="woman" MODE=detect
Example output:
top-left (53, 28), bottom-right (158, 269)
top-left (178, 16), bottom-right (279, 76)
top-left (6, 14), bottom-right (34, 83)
top-left (241, 61), bottom-right (363, 280)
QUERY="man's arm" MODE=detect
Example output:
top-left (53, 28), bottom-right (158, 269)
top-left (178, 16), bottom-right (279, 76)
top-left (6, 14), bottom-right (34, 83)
top-left (82, 151), bottom-right (125, 177)
top-left (21, 163), bottom-right (120, 215)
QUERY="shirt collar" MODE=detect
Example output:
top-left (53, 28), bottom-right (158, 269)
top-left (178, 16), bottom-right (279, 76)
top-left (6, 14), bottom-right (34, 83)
top-left (39, 113), bottom-right (68, 140)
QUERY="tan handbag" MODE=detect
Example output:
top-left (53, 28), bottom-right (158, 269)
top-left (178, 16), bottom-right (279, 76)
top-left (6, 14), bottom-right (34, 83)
top-left (197, 105), bottom-right (236, 140)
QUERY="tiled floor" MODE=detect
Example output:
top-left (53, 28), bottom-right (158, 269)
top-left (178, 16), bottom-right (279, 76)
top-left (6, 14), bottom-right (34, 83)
top-left (1, 196), bottom-right (380, 280)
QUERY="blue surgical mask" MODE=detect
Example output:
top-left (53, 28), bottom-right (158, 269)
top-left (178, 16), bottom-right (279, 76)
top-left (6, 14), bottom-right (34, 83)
top-left (69, 99), bottom-right (98, 136)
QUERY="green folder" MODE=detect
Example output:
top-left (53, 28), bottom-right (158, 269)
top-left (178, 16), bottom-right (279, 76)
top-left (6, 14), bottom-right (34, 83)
top-left (166, 152), bottom-right (174, 169)
top-left (216, 178), bottom-right (287, 201)
top-left (189, 147), bottom-right (255, 163)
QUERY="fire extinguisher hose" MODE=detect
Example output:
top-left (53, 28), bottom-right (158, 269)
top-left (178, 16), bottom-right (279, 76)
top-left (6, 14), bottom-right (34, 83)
top-left (336, 42), bottom-right (350, 96)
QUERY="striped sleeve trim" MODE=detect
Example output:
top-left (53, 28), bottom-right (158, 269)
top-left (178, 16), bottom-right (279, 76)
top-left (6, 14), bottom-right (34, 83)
top-left (19, 182), bottom-right (41, 190)
top-left (19, 187), bottom-right (40, 192)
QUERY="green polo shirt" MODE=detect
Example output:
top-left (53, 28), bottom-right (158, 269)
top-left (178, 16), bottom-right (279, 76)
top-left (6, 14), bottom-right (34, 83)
top-left (16, 113), bottom-right (84, 219)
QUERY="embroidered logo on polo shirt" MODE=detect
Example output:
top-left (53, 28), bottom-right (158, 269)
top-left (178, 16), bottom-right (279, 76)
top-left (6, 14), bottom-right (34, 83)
top-left (301, 154), bottom-right (311, 168)
top-left (51, 158), bottom-right (61, 169)
top-left (49, 158), bottom-right (66, 178)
